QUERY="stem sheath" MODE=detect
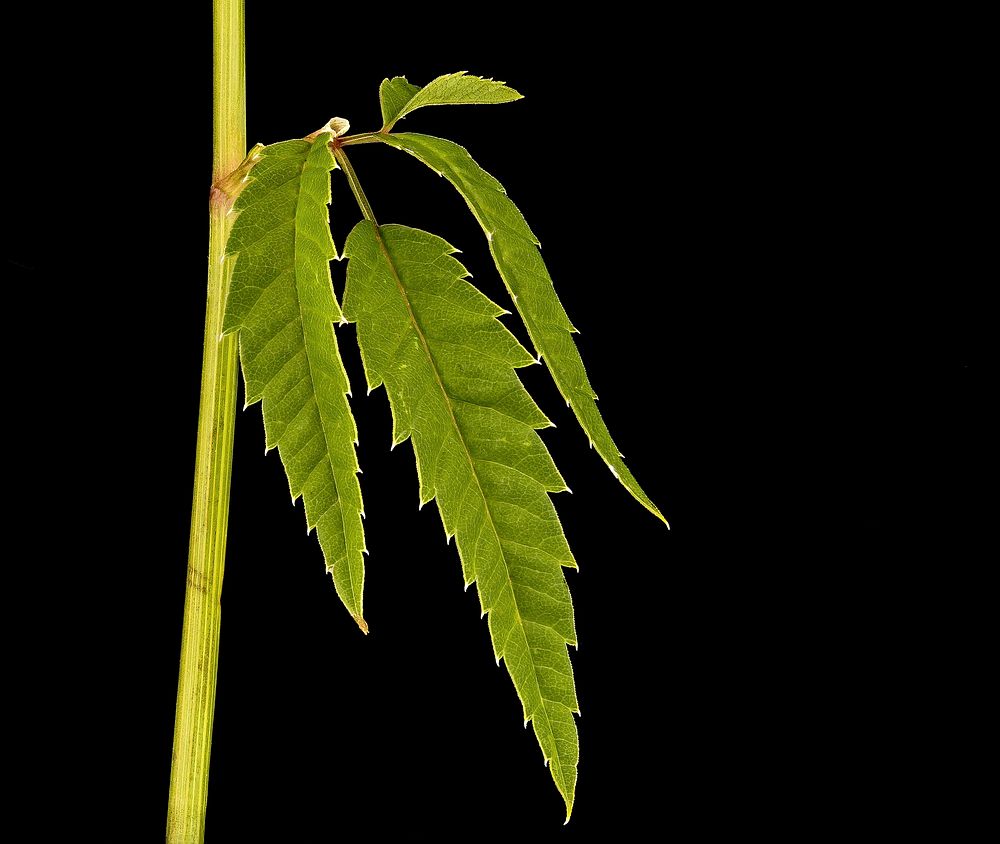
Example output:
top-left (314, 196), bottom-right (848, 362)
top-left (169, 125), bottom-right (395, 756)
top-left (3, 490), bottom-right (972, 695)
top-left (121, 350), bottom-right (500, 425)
top-left (167, 1), bottom-right (245, 840)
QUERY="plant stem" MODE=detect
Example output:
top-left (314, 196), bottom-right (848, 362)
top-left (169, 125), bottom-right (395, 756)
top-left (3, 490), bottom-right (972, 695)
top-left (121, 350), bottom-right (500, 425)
top-left (167, 1), bottom-right (245, 840)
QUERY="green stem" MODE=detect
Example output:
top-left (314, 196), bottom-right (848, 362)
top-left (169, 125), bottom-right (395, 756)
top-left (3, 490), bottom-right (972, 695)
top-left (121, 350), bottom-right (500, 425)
top-left (333, 146), bottom-right (377, 223)
top-left (339, 131), bottom-right (382, 147)
top-left (167, 1), bottom-right (245, 840)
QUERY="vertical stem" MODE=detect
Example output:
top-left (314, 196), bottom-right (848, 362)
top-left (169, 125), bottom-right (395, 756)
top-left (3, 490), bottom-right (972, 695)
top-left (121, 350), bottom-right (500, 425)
top-left (167, 1), bottom-right (244, 840)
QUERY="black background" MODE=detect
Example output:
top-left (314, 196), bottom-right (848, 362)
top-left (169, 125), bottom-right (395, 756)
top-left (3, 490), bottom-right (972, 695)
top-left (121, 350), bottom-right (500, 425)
top-left (5, 5), bottom-right (987, 840)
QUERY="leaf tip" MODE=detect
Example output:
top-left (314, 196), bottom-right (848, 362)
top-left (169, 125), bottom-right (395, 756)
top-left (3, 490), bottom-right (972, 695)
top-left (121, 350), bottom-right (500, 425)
top-left (353, 614), bottom-right (369, 635)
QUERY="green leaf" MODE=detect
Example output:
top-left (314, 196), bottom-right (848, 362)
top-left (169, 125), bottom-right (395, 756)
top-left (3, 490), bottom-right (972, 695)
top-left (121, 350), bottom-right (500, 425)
top-left (343, 221), bottom-right (579, 818)
top-left (380, 71), bottom-right (522, 130)
top-left (376, 132), bottom-right (667, 525)
top-left (378, 76), bottom-right (420, 127)
top-left (223, 135), bottom-right (367, 631)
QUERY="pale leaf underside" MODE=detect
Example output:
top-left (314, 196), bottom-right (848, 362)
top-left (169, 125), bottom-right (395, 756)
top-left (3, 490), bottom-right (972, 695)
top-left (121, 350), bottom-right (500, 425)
top-left (375, 131), bottom-right (666, 524)
top-left (222, 135), bottom-right (367, 630)
top-left (343, 221), bottom-right (580, 817)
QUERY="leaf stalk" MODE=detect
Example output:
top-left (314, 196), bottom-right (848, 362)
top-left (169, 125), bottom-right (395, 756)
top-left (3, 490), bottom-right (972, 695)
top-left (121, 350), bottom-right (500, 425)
top-left (339, 131), bottom-right (383, 147)
top-left (333, 146), bottom-right (378, 224)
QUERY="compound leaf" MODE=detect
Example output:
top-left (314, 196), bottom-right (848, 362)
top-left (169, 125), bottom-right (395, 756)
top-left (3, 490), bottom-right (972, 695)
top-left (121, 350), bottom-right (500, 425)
top-left (376, 131), bottom-right (666, 524)
top-left (222, 134), bottom-right (367, 630)
top-left (343, 221), bottom-right (579, 818)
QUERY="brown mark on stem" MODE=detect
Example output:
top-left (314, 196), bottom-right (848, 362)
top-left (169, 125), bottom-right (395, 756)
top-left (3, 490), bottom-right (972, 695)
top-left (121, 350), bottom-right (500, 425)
top-left (210, 142), bottom-right (265, 210)
top-left (187, 563), bottom-right (209, 595)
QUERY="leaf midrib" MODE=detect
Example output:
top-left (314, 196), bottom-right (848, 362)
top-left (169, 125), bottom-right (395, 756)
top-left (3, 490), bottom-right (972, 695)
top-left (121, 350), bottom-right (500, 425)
top-left (371, 224), bottom-right (567, 780)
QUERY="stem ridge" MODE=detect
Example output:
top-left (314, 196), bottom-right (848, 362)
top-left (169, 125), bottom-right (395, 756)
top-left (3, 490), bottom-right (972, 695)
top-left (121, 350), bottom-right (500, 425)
top-left (167, 1), bottom-right (245, 841)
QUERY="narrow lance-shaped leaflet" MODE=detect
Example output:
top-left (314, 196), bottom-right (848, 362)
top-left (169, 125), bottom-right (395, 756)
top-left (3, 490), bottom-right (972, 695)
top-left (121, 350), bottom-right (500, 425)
top-left (342, 220), bottom-right (581, 818)
top-left (222, 133), bottom-right (367, 630)
top-left (375, 131), bottom-right (666, 524)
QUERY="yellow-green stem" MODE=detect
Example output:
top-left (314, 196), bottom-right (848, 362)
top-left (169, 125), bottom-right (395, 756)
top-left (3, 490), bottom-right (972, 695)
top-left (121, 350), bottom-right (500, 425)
top-left (167, 1), bottom-right (244, 840)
